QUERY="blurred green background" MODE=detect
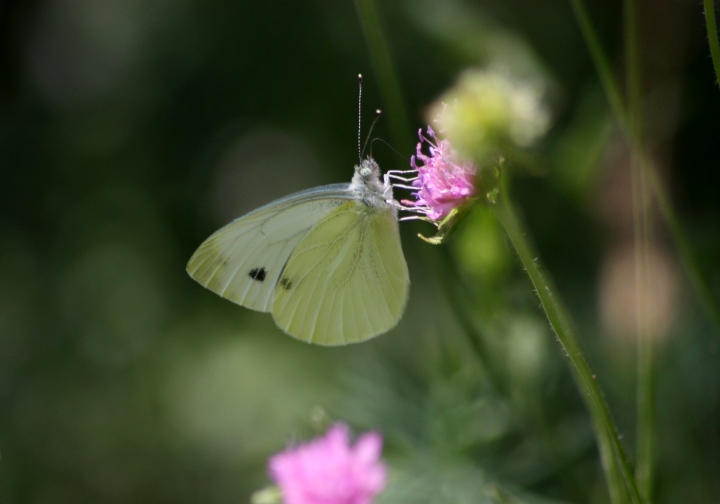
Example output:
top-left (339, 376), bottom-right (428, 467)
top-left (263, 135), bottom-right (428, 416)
top-left (1, 0), bottom-right (719, 502)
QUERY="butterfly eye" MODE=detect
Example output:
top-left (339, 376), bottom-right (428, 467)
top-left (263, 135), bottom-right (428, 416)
top-left (360, 166), bottom-right (372, 179)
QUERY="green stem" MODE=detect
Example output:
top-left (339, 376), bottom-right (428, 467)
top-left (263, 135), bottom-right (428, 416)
top-left (624, 0), bottom-right (640, 136)
top-left (353, 0), bottom-right (413, 150)
top-left (635, 280), bottom-right (654, 504)
top-left (568, 0), bottom-right (627, 123)
top-left (630, 103), bottom-right (655, 504)
top-left (704, 0), bottom-right (720, 86)
top-left (624, 0), bottom-right (654, 500)
top-left (493, 197), bottom-right (643, 504)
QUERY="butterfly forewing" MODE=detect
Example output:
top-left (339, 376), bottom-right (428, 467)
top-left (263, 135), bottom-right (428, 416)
top-left (186, 186), bottom-right (353, 312)
top-left (272, 200), bottom-right (409, 345)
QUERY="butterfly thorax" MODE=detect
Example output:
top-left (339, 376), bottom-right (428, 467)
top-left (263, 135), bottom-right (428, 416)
top-left (349, 157), bottom-right (392, 210)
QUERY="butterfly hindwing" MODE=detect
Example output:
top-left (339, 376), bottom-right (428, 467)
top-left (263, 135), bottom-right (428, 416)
top-left (272, 200), bottom-right (409, 345)
top-left (186, 185), bottom-right (353, 312)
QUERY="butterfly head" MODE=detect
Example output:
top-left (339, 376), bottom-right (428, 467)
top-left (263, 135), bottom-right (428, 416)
top-left (351, 157), bottom-right (381, 187)
top-left (355, 157), bottom-right (379, 180)
top-left (350, 157), bottom-right (393, 208)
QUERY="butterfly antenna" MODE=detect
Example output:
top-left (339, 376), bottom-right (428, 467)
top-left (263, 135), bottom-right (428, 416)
top-left (357, 74), bottom-right (382, 159)
top-left (357, 74), bottom-right (363, 163)
top-left (362, 109), bottom-right (382, 158)
top-left (371, 136), bottom-right (403, 161)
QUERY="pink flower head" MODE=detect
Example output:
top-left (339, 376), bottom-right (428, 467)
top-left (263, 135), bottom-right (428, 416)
top-left (269, 424), bottom-right (386, 504)
top-left (405, 126), bottom-right (477, 221)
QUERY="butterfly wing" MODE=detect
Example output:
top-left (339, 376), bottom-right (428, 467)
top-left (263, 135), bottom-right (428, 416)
top-left (272, 200), bottom-right (409, 345)
top-left (186, 184), bottom-right (354, 312)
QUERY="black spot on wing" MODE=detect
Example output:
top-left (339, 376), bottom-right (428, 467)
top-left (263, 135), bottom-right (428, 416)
top-left (279, 277), bottom-right (293, 290)
top-left (249, 267), bottom-right (267, 282)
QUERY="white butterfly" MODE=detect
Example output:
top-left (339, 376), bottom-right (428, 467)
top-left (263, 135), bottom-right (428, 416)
top-left (186, 157), bottom-right (410, 345)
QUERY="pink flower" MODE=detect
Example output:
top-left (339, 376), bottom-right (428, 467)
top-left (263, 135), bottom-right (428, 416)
top-left (404, 126), bottom-right (477, 221)
top-left (269, 424), bottom-right (386, 504)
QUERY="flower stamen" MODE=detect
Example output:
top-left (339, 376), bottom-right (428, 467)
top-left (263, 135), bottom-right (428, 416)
top-left (391, 125), bottom-right (477, 224)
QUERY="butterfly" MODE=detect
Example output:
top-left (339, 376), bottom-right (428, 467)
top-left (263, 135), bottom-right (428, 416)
top-left (186, 157), bottom-right (410, 345)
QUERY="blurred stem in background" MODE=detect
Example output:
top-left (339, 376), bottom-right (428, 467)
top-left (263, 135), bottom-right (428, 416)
top-left (623, 0), bottom-right (654, 500)
top-left (569, 0), bottom-right (720, 337)
top-left (704, 0), bottom-right (720, 85)
top-left (354, 0), bottom-right (413, 151)
top-left (568, 0), bottom-right (627, 123)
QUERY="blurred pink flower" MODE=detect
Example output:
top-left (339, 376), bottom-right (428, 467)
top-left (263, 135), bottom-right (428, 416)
top-left (404, 126), bottom-right (477, 221)
top-left (269, 424), bottom-right (386, 504)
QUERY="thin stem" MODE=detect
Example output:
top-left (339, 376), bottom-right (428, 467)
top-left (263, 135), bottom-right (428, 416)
top-left (631, 89), bottom-right (656, 504)
top-left (568, 0), bottom-right (627, 123)
top-left (493, 197), bottom-right (643, 504)
top-left (624, 0), bottom-right (654, 500)
top-left (353, 0), bottom-right (413, 151)
top-left (635, 274), bottom-right (655, 504)
top-left (624, 0), bottom-right (640, 136)
top-left (704, 0), bottom-right (720, 86)
top-left (631, 95), bottom-right (655, 504)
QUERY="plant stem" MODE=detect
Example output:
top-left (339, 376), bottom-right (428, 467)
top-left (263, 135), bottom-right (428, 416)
top-left (353, 0), bottom-right (413, 150)
top-left (493, 197), bottom-right (643, 504)
top-left (624, 0), bottom-right (654, 500)
top-left (704, 0), bottom-right (720, 85)
top-left (568, 0), bottom-right (627, 123)
top-left (630, 82), bottom-right (655, 504)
